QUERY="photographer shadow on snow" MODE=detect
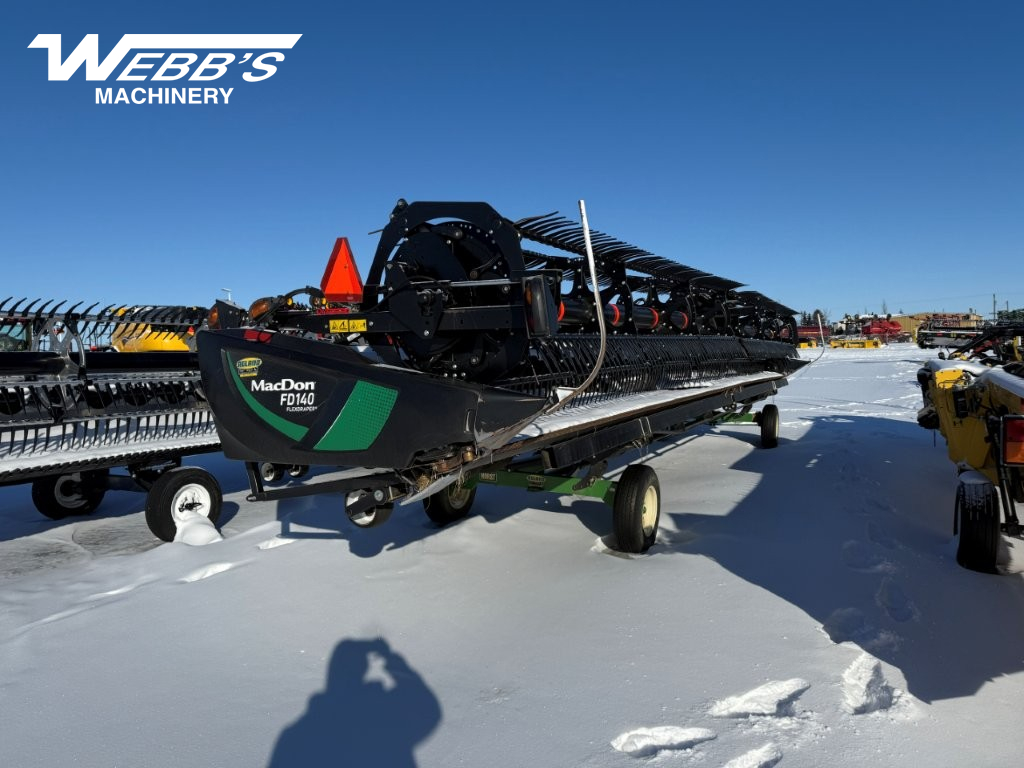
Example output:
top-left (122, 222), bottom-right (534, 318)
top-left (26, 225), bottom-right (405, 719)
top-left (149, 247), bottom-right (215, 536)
top-left (658, 413), bottom-right (1024, 703)
top-left (267, 637), bottom-right (441, 768)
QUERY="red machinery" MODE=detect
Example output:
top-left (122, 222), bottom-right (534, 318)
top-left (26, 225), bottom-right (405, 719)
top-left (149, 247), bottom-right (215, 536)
top-left (861, 316), bottom-right (905, 342)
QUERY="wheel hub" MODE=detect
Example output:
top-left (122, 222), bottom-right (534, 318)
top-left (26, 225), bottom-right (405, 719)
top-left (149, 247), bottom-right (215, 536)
top-left (641, 485), bottom-right (658, 535)
top-left (54, 475), bottom-right (86, 508)
top-left (171, 484), bottom-right (211, 523)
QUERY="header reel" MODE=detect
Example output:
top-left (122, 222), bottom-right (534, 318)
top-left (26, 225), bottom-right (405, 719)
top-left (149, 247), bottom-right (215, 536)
top-left (235, 200), bottom-right (800, 388)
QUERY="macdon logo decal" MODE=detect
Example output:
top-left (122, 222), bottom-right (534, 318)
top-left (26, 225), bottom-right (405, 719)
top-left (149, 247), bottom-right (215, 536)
top-left (235, 357), bottom-right (262, 378)
top-left (250, 379), bottom-right (316, 392)
top-left (249, 379), bottom-right (319, 413)
top-left (27, 34), bottom-right (301, 105)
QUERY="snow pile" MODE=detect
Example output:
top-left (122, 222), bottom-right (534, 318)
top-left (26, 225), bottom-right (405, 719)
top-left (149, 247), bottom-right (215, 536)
top-left (842, 653), bottom-right (895, 714)
top-left (173, 510), bottom-right (224, 546)
top-left (710, 678), bottom-right (811, 718)
top-left (610, 726), bottom-right (716, 757)
top-left (723, 742), bottom-right (783, 768)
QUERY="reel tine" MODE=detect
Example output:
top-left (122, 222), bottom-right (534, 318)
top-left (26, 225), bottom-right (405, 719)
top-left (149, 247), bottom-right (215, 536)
top-left (44, 300), bottom-right (68, 318)
top-left (153, 306), bottom-right (175, 324)
top-left (97, 304), bottom-right (120, 322)
top-left (9, 298), bottom-right (30, 316)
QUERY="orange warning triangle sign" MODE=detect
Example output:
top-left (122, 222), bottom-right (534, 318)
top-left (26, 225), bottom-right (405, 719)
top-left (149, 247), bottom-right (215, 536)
top-left (320, 237), bottom-right (363, 303)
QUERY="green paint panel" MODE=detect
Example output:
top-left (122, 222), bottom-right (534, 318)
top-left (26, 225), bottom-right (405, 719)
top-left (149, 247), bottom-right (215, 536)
top-left (314, 381), bottom-right (398, 452)
top-left (228, 355), bottom-right (309, 442)
top-left (475, 470), bottom-right (617, 504)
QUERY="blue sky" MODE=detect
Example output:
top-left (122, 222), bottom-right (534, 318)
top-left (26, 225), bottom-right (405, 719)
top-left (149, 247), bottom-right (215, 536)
top-left (2, 0), bottom-right (1021, 320)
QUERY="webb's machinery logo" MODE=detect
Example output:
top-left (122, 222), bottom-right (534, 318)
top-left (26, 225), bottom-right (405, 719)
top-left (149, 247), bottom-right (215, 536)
top-left (27, 34), bottom-right (302, 105)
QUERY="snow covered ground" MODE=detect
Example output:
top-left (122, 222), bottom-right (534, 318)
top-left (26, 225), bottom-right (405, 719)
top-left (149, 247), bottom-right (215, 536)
top-left (2, 344), bottom-right (1024, 767)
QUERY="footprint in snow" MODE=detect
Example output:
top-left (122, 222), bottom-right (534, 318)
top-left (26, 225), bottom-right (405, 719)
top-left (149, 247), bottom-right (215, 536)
top-left (865, 497), bottom-right (896, 515)
top-left (709, 678), bottom-right (810, 718)
top-left (842, 502), bottom-right (872, 517)
top-left (610, 726), bottom-right (716, 758)
top-left (866, 521), bottom-right (898, 550)
top-left (875, 577), bottom-right (918, 623)
top-left (723, 742), bottom-right (783, 768)
top-left (836, 463), bottom-right (866, 486)
top-left (180, 562), bottom-right (236, 583)
top-left (820, 607), bottom-right (901, 653)
top-left (841, 540), bottom-right (894, 573)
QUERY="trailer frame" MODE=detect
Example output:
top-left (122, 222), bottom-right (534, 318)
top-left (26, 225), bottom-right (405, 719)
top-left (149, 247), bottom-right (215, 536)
top-left (231, 373), bottom-right (786, 553)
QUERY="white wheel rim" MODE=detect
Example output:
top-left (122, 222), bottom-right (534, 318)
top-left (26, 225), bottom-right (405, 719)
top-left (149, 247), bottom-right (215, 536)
top-left (350, 509), bottom-right (376, 527)
top-left (448, 485), bottom-right (472, 510)
top-left (170, 483), bottom-right (212, 523)
top-left (641, 484), bottom-right (658, 535)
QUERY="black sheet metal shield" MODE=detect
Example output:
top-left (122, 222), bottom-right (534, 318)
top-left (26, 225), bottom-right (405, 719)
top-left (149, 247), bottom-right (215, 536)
top-left (196, 329), bottom-right (545, 469)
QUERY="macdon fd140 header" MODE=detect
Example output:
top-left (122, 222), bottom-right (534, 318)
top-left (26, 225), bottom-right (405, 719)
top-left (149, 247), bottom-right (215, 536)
top-left (195, 200), bottom-right (806, 550)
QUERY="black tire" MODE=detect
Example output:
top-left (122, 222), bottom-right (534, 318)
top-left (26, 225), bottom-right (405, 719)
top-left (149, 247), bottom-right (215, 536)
top-left (144, 467), bottom-right (222, 542)
top-left (31, 470), bottom-right (109, 520)
top-left (348, 504), bottom-right (393, 529)
top-left (955, 478), bottom-right (1000, 573)
top-left (423, 482), bottom-right (477, 526)
top-left (613, 464), bottom-right (661, 553)
top-left (759, 404), bottom-right (780, 448)
top-left (259, 462), bottom-right (284, 483)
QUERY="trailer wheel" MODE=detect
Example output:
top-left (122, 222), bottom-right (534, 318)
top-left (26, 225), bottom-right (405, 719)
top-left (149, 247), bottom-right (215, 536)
top-left (613, 464), bottom-right (661, 553)
top-left (348, 504), bottom-right (393, 529)
top-left (259, 462), bottom-right (284, 483)
top-left (759, 404), bottom-right (780, 448)
top-left (31, 469), bottom-right (109, 520)
top-left (955, 478), bottom-right (1000, 573)
top-left (145, 467), bottom-right (222, 542)
top-left (424, 482), bottom-right (477, 526)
